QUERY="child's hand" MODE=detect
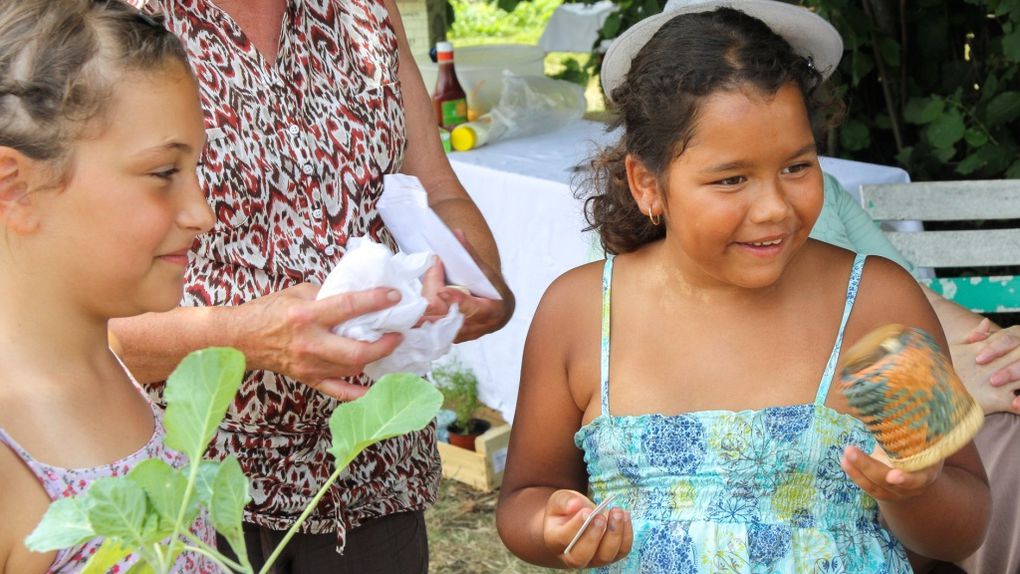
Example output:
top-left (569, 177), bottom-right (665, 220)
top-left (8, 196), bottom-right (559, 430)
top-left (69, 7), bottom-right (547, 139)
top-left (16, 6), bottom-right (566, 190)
top-left (543, 489), bottom-right (633, 568)
top-left (840, 445), bottom-right (943, 502)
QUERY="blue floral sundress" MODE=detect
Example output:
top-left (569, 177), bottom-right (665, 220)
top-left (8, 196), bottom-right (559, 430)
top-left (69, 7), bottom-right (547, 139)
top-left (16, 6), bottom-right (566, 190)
top-left (574, 254), bottom-right (912, 573)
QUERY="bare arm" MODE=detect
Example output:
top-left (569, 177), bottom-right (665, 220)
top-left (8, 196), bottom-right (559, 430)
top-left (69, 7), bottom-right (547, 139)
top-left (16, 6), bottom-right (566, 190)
top-left (110, 285), bottom-right (403, 400)
top-left (382, 0), bottom-right (515, 340)
top-left (842, 258), bottom-right (990, 561)
top-left (496, 266), bottom-right (631, 569)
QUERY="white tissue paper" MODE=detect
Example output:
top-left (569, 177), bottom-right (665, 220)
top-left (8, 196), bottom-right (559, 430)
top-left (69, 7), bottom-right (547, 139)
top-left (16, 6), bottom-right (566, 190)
top-left (378, 174), bottom-right (502, 300)
top-left (316, 237), bottom-right (464, 380)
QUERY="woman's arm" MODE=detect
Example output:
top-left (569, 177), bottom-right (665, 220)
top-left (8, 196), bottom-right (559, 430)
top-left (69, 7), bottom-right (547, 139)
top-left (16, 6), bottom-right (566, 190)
top-left (381, 0), bottom-right (515, 341)
top-left (496, 266), bottom-right (631, 569)
top-left (110, 285), bottom-right (404, 400)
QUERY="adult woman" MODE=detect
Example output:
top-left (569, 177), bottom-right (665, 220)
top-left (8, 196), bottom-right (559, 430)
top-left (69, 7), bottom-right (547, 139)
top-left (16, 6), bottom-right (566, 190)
top-left (113, 0), bottom-right (514, 571)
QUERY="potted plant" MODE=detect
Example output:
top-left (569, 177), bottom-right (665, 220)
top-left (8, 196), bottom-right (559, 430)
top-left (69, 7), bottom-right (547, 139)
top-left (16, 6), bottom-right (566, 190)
top-left (432, 362), bottom-right (491, 451)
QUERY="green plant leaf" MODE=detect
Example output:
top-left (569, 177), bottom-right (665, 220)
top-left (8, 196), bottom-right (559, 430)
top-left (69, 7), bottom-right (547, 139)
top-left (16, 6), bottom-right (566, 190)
top-left (924, 110), bottom-right (965, 149)
top-left (964, 128), bottom-right (989, 148)
top-left (327, 373), bottom-right (443, 467)
top-left (1003, 29), bottom-right (1020, 62)
top-left (956, 152), bottom-right (985, 175)
top-left (126, 561), bottom-right (156, 574)
top-left (932, 144), bottom-right (957, 163)
top-left (163, 347), bottom-right (246, 461)
top-left (879, 37), bottom-right (901, 67)
top-left (920, 98), bottom-right (947, 124)
top-left (209, 456), bottom-right (250, 560)
top-left (193, 459), bottom-right (221, 508)
top-left (81, 538), bottom-right (133, 574)
top-left (1007, 159), bottom-right (1020, 179)
top-left (986, 91), bottom-right (1020, 125)
top-left (839, 119), bottom-right (871, 151)
top-left (127, 459), bottom-right (190, 526)
top-left (85, 478), bottom-right (149, 543)
top-left (601, 12), bottom-right (621, 39)
top-left (24, 496), bottom-right (95, 552)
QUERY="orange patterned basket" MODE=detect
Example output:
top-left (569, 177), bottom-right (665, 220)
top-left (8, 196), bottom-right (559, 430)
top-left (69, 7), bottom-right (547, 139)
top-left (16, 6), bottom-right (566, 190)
top-left (838, 324), bottom-right (984, 472)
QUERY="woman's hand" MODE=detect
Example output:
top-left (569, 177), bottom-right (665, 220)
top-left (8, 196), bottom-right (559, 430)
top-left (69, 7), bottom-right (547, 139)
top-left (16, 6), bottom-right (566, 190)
top-left (233, 283), bottom-right (404, 401)
top-left (416, 230), bottom-right (514, 341)
top-left (543, 489), bottom-right (633, 569)
top-left (841, 445), bottom-right (943, 502)
top-left (953, 319), bottom-right (1020, 414)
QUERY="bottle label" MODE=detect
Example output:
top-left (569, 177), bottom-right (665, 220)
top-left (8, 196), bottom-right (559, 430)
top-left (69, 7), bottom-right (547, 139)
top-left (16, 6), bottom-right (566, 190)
top-left (440, 98), bottom-right (468, 128)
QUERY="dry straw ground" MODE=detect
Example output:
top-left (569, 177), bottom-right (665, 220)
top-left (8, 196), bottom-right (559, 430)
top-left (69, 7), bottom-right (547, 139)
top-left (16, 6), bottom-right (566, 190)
top-left (426, 479), bottom-right (581, 573)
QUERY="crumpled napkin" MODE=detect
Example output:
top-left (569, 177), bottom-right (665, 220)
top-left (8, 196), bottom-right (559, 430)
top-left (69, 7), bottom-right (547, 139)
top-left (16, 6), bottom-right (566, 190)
top-left (316, 237), bottom-right (464, 380)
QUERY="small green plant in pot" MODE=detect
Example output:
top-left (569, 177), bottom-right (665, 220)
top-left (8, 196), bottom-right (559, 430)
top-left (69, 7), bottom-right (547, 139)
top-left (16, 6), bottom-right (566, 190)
top-left (433, 361), bottom-right (491, 451)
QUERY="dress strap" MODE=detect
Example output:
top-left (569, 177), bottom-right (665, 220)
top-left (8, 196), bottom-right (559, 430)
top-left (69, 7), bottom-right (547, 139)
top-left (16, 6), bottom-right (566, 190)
top-left (815, 253), bottom-right (868, 405)
top-left (599, 256), bottom-right (615, 417)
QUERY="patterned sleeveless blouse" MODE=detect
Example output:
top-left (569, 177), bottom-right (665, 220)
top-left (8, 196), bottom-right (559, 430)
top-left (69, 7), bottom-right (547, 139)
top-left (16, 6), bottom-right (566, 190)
top-left (135, 0), bottom-right (439, 546)
top-left (574, 254), bottom-right (913, 573)
top-left (0, 383), bottom-right (216, 573)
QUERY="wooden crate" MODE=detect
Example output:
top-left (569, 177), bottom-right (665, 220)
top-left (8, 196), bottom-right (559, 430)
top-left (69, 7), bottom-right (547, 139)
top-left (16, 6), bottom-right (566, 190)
top-left (436, 410), bottom-right (511, 491)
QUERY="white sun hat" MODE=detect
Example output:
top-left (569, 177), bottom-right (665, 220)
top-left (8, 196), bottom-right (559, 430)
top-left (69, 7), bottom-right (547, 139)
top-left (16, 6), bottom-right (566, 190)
top-left (600, 0), bottom-right (843, 103)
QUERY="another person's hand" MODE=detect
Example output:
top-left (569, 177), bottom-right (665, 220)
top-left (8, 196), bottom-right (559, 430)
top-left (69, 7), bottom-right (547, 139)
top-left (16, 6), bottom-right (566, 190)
top-left (543, 489), bottom-right (633, 569)
top-left (952, 319), bottom-right (1020, 414)
top-left (234, 283), bottom-right (404, 401)
top-left (416, 230), bottom-right (514, 341)
top-left (841, 445), bottom-right (942, 502)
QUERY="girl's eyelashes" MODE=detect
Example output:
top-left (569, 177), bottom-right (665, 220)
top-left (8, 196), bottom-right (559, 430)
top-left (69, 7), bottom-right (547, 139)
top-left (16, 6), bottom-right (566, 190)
top-left (714, 175), bottom-right (746, 186)
top-left (782, 162), bottom-right (813, 175)
top-left (150, 166), bottom-right (180, 180)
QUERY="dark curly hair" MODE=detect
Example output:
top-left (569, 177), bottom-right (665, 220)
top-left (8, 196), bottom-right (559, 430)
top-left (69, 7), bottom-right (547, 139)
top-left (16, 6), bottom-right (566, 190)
top-left (577, 7), bottom-right (841, 254)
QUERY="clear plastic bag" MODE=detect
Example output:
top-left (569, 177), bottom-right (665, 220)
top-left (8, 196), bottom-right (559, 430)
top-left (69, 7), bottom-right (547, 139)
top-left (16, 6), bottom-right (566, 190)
top-left (451, 72), bottom-right (587, 150)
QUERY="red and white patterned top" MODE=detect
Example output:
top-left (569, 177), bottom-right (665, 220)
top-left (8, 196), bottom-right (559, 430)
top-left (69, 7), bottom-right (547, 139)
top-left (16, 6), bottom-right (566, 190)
top-left (141, 0), bottom-right (439, 547)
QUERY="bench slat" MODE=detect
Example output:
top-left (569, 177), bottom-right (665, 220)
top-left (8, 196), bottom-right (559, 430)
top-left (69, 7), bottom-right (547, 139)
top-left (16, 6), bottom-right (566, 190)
top-left (885, 229), bottom-right (1020, 267)
top-left (861, 180), bottom-right (1020, 221)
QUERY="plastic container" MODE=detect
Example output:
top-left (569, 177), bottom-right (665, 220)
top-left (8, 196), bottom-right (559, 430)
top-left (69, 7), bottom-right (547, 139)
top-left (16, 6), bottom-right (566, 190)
top-left (450, 116), bottom-right (496, 151)
top-left (415, 44), bottom-right (546, 119)
top-left (449, 73), bottom-right (586, 151)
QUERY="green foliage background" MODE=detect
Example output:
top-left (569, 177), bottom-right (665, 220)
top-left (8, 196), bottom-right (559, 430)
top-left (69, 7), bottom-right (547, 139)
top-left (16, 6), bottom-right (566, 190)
top-left (484, 0), bottom-right (1020, 181)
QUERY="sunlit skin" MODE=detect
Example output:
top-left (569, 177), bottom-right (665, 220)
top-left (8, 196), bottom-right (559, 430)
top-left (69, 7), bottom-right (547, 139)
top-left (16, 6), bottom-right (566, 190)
top-left (632, 83), bottom-right (824, 292)
top-left (0, 61), bottom-right (213, 574)
top-left (497, 81), bottom-right (989, 569)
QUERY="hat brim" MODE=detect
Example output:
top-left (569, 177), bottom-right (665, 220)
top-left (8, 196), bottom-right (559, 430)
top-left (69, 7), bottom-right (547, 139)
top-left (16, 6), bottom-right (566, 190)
top-left (601, 0), bottom-right (843, 103)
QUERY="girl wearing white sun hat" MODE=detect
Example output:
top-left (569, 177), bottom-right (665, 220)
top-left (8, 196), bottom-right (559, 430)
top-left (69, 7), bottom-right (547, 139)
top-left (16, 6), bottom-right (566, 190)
top-left (496, 2), bottom-right (989, 572)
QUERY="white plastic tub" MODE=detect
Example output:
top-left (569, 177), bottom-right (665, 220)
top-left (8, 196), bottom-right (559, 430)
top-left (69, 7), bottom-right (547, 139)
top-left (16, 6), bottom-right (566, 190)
top-left (414, 44), bottom-right (546, 118)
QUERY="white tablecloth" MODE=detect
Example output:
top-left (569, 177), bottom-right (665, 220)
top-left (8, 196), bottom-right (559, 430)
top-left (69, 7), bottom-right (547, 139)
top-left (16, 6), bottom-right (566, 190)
top-left (445, 119), bottom-right (910, 422)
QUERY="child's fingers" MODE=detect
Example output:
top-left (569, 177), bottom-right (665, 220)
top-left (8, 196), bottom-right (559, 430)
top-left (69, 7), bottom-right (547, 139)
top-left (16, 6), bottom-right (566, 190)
top-left (617, 510), bottom-right (634, 559)
top-left (590, 508), bottom-right (625, 565)
top-left (561, 512), bottom-right (608, 568)
top-left (547, 489), bottom-right (591, 520)
top-left (841, 447), bottom-right (898, 500)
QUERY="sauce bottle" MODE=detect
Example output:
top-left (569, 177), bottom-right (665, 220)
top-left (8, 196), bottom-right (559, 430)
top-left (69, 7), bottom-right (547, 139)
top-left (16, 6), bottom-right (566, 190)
top-left (432, 42), bottom-right (468, 130)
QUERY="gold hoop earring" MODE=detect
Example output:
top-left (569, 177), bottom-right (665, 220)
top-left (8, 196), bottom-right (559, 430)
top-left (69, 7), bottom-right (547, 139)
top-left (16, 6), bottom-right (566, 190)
top-left (647, 208), bottom-right (661, 226)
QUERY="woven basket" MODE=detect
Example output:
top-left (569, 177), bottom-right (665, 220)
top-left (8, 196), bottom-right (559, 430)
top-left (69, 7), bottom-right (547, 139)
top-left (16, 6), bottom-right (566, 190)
top-left (838, 324), bottom-right (983, 471)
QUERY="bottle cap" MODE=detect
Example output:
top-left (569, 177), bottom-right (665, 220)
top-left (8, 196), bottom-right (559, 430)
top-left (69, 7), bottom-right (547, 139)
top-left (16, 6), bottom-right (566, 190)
top-left (436, 41), bottom-right (453, 53)
top-left (450, 124), bottom-right (477, 151)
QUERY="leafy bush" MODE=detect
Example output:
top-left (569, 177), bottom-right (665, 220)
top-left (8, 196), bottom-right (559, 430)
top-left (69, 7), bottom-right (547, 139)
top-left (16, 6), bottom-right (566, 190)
top-left (542, 0), bottom-right (1019, 180)
top-left (803, 0), bottom-right (1020, 181)
top-left (449, 0), bottom-right (562, 44)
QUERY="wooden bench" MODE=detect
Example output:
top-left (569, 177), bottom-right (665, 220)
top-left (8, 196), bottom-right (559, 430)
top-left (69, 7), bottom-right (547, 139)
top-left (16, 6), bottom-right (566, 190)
top-left (860, 180), bottom-right (1020, 314)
